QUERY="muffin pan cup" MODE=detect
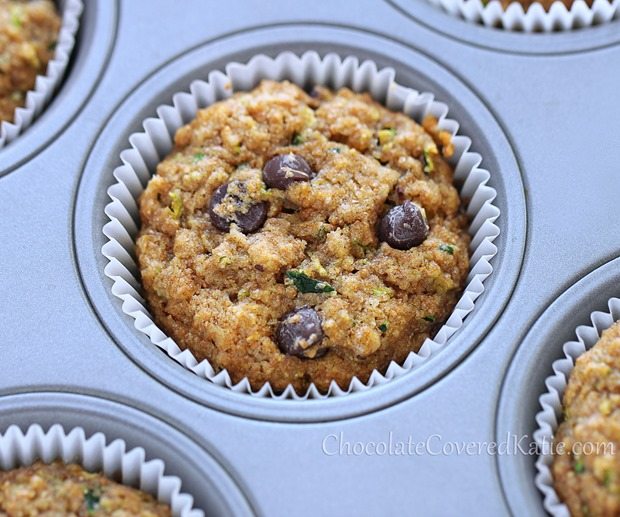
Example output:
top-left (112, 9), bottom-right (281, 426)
top-left (497, 259), bottom-right (620, 516)
top-left (425, 0), bottom-right (620, 32)
top-left (0, 0), bottom-right (117, 174)
top-left (0, 393), bottom-right (255, 516)
top-left (2, 0), bottom-right (619, 514)
top-left (73, 28), bottom-right (524, 422)
top-left (102, 50), bottom-right (500, 400)
top-left (387, 0), bottom-right (620, 53)
top-left (0, 423), bottom-right (202, 516)
top-left (534, 297), bottom-right (620, 516)
top-left (0, 0), bottom-right (83, 148)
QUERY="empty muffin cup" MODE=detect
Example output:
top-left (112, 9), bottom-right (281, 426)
top-left (102, 50), bottom-right (500, 400)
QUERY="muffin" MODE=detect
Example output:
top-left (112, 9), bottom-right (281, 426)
top-left (0, 461), bottom-right (170, 516)
top-left (498, 0), bottom-right (594, 9)
top-left (136, 79), bottom-right (470, 393)
top-left (0, 0), bottom-right (61, 123)
top-left (552, 321), bottom-right (620, 517)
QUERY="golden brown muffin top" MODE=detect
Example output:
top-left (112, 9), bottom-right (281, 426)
top-left (137, 80), bottom-right (469, 393)
top-left (0, 0), bottom-right (60, 122)
top-left (552, 321), bottom-right (620, 517)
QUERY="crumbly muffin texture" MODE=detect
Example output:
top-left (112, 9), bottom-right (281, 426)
top-left (0, 0), bottom-right (60, 122)
top-left (137, 80), bottom-right (470, 393)
top-left (0, 461), bottom-right (170, 516)
top-left (552, 321), bottom-right (620, 517)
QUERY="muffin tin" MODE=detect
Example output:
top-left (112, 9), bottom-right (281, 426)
top-left (0, 0), bottom-right (619, 514)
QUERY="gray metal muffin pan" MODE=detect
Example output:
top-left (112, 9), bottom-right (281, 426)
top-left (1, 0), bottom-right (619, 514)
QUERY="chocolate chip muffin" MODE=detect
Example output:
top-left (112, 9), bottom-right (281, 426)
top-left (552, 321), bottom-right (620, 517)
top-left (136, 80), bottom-right (470, 393)
top-left (0, 461), bottom-right (170, 516)
top-left (0, 0), bottom-right (60, 123)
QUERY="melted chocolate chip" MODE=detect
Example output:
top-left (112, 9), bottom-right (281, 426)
top-left (208, 183), bottom-right (268, 234)
top-left (378, 200), bottom-right (429, 250)
top-left (276, 306), bottom-right (327, 359)
top-left (263, 153), bottom-right (314, 190)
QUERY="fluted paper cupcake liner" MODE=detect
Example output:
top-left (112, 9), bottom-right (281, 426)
top-left (427, 0), bottom-right (620, 31)
top-left (0, 0), bottom-right (83, 149)
top-left (102, 51), bottom-right (500, 400)
top-left (0, 423), bottom-right (203, 516)
top-left (534, 297), bottom-right (620, 516)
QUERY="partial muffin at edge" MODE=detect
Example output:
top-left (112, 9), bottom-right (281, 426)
top-left (552, 321), bottom-right (620, 517)
top-left (498, 0), bottom-right (596, 10)
top-left (0, 461), bottom-right (170, 516)
top-left (0, 0), bottom-right (60, 123)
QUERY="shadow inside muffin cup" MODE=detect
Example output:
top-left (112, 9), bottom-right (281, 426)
top-left (102, 50), bottom-right (500, 400)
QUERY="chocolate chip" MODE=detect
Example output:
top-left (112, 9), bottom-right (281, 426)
top-left (276, 306), bottom-right (327, 359)
top-left (378, 200), bottom-right (429, 250)
top-left (208, 182), bottom-right (267, 234)
top-left (263, 153), bottom-right (314, 190)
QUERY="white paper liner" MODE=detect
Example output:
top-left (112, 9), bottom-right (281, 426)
top-left (427, 0), bottom-right (620, 31)
top-left (0, 423), bottom-right (203, 516)
top-left (102, 51), bottom-right (500, 400)
top-left (0, 0), bottom-right (83, 149)
top-left (534, 297), bottom-right (620, 516)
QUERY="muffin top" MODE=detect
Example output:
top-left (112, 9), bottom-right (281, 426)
top-left (136, 79), bottom-right (469, 393)
top-left (498, 0), bottom-right (594, 10)
top-left (0, 0), bottom-right (60, 122)
top-left (0, 461), bottom-right (171, 516)
top-left (552, 321), bottom-right (620, 517)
